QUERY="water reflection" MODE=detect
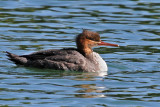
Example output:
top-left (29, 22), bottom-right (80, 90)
top-left (74, 84), bottom-right (106, 98)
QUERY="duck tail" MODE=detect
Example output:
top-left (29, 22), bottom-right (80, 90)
top-left (6, 51), bottom-right (27, 65)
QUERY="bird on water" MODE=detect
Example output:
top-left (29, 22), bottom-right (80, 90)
top-left (6, 30), bottom-right (119, 73)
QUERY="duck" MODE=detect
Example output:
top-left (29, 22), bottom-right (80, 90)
top-left (6, 30), bottom-right (119, 73)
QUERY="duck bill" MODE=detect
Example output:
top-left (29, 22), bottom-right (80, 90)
top-left (98, 41), bottom-right (119, 47)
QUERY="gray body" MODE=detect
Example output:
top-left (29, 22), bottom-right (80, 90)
top-left (6, 48), bottom-right (108, 72)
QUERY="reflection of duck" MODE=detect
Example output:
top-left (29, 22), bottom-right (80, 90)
top-left (6, 30), bottom-right (118, 72)
top-left (75, 84), bottom-right (106, 98)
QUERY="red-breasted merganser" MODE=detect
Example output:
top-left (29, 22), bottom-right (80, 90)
top-left (6, 30), bottom-right (119, 72)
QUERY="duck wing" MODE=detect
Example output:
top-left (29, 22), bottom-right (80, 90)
top-left (21, 49), bottom-right (87, 71)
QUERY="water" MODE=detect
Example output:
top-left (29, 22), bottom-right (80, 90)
top-left (0, 0), bottom-right (160, 106)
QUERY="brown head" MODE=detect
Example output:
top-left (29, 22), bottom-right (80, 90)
top-left (76, 30), bottom-right (119, 56)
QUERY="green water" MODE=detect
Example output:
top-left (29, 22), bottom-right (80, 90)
top-left (0, 0), bottom-right (160, 106)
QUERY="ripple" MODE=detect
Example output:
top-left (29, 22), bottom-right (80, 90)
top-left (0, 0), bottom-right (160, 106)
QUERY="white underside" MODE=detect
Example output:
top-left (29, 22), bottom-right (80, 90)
top-left (92, 52), bottom-right (108, 72)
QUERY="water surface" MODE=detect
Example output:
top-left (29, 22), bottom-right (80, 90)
top-left (0, 0), bottom-right (160, 106)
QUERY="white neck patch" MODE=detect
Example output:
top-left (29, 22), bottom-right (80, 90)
top-left (92, 52), bottom-right (108, 72)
